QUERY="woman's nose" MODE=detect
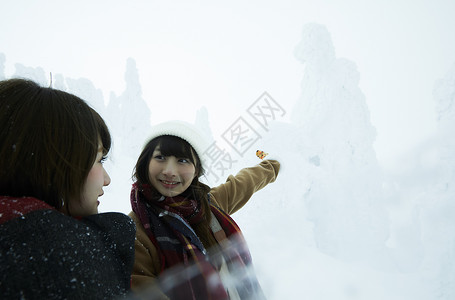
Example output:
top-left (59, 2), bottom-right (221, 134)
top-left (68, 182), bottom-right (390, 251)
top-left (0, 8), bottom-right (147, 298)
top-left (162, 160), bottom-right (178, 177)
top-left (104, 168), bottom-right (111, 186)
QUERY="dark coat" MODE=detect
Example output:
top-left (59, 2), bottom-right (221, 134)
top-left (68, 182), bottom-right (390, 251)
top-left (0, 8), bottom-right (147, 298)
top-left (0, 196), bottom-right (136, 299)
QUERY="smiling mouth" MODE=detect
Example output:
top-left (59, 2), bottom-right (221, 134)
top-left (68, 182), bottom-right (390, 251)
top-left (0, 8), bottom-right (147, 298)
top-left (160, 180), bottom-right (179, 186)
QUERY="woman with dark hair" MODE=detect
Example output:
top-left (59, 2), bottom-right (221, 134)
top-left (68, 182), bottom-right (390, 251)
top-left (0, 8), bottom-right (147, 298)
top-left (0, 78), bottom-right (135, 299)
top-left (129, 120), bottom-right (280, 299)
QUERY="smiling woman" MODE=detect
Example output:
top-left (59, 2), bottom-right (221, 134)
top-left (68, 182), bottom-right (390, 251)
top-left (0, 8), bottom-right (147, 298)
top-left (0, 78), bottom-right (135, 299)
top-left (128, 120), bottom-right (280, 299)
top-left (148, 145), bottom-right (197, 197)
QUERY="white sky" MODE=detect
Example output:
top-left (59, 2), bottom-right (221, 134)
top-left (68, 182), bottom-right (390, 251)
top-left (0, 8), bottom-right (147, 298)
top-left (1, 0), bottom-right (455, 167)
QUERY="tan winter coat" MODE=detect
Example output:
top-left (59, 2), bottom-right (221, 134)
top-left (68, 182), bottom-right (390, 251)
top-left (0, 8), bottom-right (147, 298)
top-left (128, 159), bottom-right (280, 294)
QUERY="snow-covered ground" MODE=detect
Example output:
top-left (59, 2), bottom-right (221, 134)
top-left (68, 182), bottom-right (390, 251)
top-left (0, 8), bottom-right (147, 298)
top-left (2, 2), bottom-right (455, 298)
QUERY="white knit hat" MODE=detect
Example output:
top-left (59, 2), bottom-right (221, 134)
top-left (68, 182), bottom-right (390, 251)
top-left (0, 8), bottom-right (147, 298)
top-left (145, 120), bottom-right (211, 167)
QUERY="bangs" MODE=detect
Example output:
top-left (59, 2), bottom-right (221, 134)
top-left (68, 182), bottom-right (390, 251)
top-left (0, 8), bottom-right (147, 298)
top-left (156, 135), bottom-right (196, 164)
top-left (91, 108), bottom-right (111, 155)
top-left (98, 120), bottom-right (111, 155)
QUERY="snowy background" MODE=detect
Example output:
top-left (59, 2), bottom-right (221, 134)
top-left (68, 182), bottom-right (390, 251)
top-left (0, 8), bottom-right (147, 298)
top-left (2, 1), bottom-right (455, 299)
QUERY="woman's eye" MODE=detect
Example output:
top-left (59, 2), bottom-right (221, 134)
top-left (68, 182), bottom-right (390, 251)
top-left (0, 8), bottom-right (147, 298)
top-left (154, 155), bottom-right (165, 160)
top-left (100, 156), bottom-right (107, 164)
top-left (179, 158), bottom-right (190, 163)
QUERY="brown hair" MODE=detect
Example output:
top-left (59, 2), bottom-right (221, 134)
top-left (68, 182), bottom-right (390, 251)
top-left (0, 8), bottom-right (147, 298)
top-left (0, 78), bottom-right (111, 210)
top-left (133, 135), bottom-right (217, 249)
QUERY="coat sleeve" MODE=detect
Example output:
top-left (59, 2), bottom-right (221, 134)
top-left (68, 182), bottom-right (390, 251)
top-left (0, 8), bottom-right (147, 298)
top-left (209, 159), bottom-right (280, 215)
top-left (128, 211), bottom-right (169, 300)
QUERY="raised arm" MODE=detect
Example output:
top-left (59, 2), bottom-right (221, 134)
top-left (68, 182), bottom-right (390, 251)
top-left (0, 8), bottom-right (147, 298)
top-left (209, 160), bottom-right (280, 215)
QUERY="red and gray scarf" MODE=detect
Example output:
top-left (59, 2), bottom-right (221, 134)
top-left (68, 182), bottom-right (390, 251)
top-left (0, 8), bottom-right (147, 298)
top-left (130, 183), bottom-right (263, 299)
top-left (0, 196), bottom-right (53, 224)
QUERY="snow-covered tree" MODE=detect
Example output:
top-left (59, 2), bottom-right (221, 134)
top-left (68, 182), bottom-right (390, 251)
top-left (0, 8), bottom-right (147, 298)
top-left (13, 63), bottom-right (47, 86)
top-left (292, 23), bottom-right (389, 267)
top-left (106, 58), bottom-right (151, 158)
top-left (66, 77), bottom-right (105, 117)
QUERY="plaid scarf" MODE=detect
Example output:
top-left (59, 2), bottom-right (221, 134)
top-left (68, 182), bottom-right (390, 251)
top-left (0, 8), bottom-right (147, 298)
top-left (130, 183), bottom-right (264, 299)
